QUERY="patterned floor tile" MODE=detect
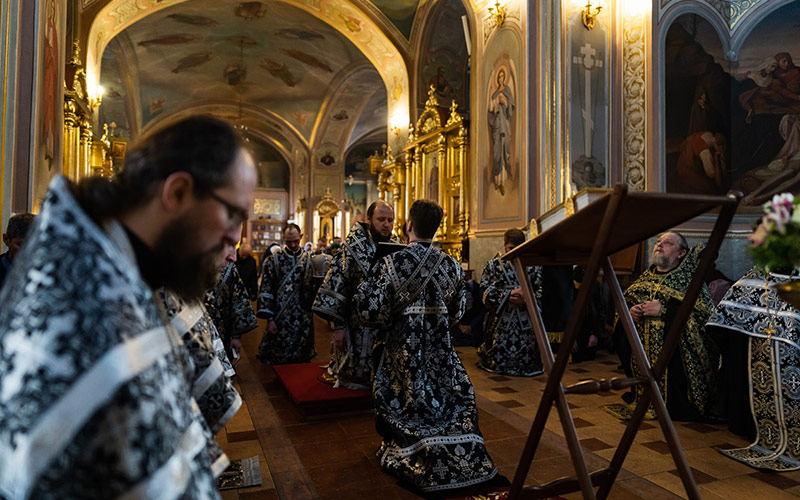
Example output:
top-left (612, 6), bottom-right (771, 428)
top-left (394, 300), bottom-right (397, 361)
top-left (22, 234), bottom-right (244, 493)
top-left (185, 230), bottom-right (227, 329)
top-left (498, 399), bottom-right (524, 408)
top-left (750, 471), bottom-right (800, 490)
top-left (641, 440), bottom-right (671, 455)
top-left (666, 466), bottom-right (717, 484)
top-left (492, 386), bottom-right (519, 394)
top-left (580, 437), bottom-right (613, 451)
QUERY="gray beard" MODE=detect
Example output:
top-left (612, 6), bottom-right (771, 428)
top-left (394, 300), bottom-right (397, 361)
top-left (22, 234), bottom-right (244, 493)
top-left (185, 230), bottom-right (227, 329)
top-left (652, 254), bottom-right (678, 271)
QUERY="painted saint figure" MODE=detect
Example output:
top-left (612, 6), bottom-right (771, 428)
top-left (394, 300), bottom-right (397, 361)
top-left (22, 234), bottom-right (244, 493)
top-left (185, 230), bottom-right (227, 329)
top-left (488, 67), bottom-right (515, 195)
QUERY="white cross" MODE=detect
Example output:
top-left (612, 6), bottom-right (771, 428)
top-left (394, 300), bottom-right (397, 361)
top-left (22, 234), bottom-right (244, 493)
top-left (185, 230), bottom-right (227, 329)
top-left (573, 42), bottom-right (603, 158)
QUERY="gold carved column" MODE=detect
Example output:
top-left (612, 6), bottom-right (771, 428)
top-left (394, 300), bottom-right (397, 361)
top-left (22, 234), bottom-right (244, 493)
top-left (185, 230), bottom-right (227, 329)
top-left (381, 87), bottom-right (469, 259)
top-left (63, 41), bottom-right (102, 182)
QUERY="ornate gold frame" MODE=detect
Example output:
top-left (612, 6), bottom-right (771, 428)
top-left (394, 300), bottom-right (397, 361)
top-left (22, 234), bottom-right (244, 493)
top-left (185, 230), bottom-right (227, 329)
top-left (377, 86), bottom-right (469, 260)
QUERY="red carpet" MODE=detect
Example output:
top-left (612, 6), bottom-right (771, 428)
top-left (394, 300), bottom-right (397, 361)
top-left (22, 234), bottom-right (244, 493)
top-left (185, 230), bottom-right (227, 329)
top-left (272, 362), bottom-right (372, 418)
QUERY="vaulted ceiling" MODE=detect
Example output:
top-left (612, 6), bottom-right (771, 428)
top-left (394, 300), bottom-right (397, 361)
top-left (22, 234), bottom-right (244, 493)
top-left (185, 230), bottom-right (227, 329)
top-left (97, 0), bottom-right (391, 160)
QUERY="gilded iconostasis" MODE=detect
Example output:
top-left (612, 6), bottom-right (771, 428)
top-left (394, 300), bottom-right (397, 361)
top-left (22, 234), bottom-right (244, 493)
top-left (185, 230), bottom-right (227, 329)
top-left (5, 0), bottom-right (800, 275)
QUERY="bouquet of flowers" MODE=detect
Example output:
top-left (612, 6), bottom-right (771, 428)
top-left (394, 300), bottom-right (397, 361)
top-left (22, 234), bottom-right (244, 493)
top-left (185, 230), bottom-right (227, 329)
top-left (749, 193), bottom-right (800, 271)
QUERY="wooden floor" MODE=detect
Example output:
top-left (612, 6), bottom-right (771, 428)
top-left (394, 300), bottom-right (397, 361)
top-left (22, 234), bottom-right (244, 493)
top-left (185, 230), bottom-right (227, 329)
top-left (216, 316), bottom-right (800, 499)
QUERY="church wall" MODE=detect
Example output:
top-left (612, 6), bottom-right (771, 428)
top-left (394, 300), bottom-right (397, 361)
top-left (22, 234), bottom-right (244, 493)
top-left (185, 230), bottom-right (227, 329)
top-left (31, 0), bottom-right (66, 212)
top-left (466, 0), bottom-right (526, 274)
top-left (0, 0), bottom-right (23, 240)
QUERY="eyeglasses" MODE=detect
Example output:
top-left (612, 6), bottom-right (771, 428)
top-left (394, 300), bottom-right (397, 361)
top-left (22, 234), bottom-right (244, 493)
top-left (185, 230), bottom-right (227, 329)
top-left (208, 191), bottom-right (249, 226)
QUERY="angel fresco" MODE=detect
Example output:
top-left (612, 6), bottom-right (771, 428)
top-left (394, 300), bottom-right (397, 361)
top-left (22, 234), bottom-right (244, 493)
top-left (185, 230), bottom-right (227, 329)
top-left (488, 66), bottom-right (515, 196)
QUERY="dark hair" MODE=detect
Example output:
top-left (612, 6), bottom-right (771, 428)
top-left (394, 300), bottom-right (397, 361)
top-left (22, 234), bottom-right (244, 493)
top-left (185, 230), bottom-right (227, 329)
top-left (5, 213), bottom-right (35, 239)
top-left (367, 200), bottom-right (393, 219)
top-left (503, 228), bottom-right (525, 247)
top-left (72, 115), bottom-right (244, 223)
top-left (408, 199), bottom-right (443, 239)
top-left (284, 223), bottom-right (302, 235)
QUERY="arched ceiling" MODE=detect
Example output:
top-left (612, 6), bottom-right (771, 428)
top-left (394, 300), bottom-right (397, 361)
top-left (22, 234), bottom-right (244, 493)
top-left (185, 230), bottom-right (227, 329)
top-left (99, 0), bottom-right (377, 141)
top-left (87, 0), bottom-right (412, 153)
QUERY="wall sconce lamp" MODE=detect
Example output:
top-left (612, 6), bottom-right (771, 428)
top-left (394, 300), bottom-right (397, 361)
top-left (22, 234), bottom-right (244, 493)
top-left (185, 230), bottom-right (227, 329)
top-left (89, 85), bottom-right (104, 109)
top-left (488, 0), bottom-right (506, 29)
top-left (582, 0), bottom-right (602, 30)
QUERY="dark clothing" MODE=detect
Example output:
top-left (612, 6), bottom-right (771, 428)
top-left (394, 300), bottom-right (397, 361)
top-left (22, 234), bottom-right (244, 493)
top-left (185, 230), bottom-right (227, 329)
top-left (451, 279), bottom-right (486, 347)
top-left (205, 263), bottom-right (259, 356)
top-left (355, 241), bottom-right (497, 493)
top-left (541, 265), bottom-right (575, 342)
top-left (122, 225), bottom-right (163, 289)
top-left (235, 253), bottom-right (258, 299)
top-left (0, 252), bottom-right (10, 290)
top-left (571, 281), bottom-right (608, 363)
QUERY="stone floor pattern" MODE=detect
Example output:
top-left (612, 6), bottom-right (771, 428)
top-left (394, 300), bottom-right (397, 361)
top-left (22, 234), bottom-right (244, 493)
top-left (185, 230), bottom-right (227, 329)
top-left (216, 317), bottom-right (800, 499)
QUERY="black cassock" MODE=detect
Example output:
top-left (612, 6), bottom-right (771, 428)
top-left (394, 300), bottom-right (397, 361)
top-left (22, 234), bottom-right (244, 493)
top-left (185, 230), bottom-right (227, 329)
top-left (356, 242), bottom-right (497, 493)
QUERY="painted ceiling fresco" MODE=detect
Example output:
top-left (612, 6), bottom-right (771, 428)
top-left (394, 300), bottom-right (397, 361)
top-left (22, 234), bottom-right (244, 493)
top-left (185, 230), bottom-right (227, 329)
top-left (99, 0), bottom-right (377, 141)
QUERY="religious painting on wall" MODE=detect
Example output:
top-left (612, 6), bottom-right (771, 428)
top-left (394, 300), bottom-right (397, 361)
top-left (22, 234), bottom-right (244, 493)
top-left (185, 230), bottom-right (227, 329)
top-left (568, 11), bottom-right (608, 191)
top-left (664, 4), bottom-right (800, 208)
top-left (731, 1), bottom-right (800, 207)
top-left (417, 0), bottom-right (470, 118)
top-left (32, 0), bottom-right (65, 208)
top-left (663, 14), bottom-right (730, 199)
top-left (480, 27), bottom-right (524, 226)
top-left (423, 146), bottom-right (440, 202)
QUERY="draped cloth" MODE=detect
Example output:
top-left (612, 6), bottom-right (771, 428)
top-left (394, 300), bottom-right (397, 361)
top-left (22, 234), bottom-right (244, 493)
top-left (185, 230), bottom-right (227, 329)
top-left (256, 248), bottom-right (316, 364)
top-left (0, 176), bottom-right (221, 500)
top-left (160, 291), bottom-right (242, 436)
top-left (356, 242), bottom-right (497, 493)
top-left (708, 268), bottom-right (800, 471)
top-left (478, 255), bottom-right (544, 376)
top-left (204, 263), bottom-right (258, 362)
top-left (604, 247), bottom-right (719, 421)
top-left (313, 222), bottom-right (399, 389)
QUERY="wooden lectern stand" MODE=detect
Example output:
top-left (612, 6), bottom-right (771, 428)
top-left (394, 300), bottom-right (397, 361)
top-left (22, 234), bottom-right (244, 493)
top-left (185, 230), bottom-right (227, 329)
top-left (503, 185), bottom-right (740, 500)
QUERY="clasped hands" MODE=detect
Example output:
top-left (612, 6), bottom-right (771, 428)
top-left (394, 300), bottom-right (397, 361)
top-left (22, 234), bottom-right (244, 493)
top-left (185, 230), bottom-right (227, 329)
top-left (508, 287), bottom-right (525, 306)
top-left (630, 300), bottom-right (662, 322)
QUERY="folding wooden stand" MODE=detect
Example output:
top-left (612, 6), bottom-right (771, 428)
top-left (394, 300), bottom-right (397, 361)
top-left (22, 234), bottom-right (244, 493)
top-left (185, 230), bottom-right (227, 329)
top-left (504, 185), bottom-right (740, 500)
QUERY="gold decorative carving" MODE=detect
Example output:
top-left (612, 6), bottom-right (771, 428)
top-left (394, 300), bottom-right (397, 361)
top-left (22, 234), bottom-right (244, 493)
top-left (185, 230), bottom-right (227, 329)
top-left (375, 86), bottom-right (469, 259)
top-left (446, 100), bottom-right (462, 127)
top-left (417, 86), bottom-right (442, 135)
top-left (623, 13), bottom-right (646, 192)
top-left (63, 40), bottom-right (94, 183)
top-left (564, 196), bottom-right (575, 217)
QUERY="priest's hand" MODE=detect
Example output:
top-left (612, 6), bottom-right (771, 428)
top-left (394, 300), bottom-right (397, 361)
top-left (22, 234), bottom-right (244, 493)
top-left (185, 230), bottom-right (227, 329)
top-left (642, 300), bottom-right (662, 317)
top-left (509, 287), bottom-right (525, 305)
top-left (334, 329), bottom-right (346, 349)
top-left (630, 303), bottom-right (644, 322)
top-left (267, 319), bottom-right (278, 334)
top-left (230, 338), bottom-right (242, 352)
